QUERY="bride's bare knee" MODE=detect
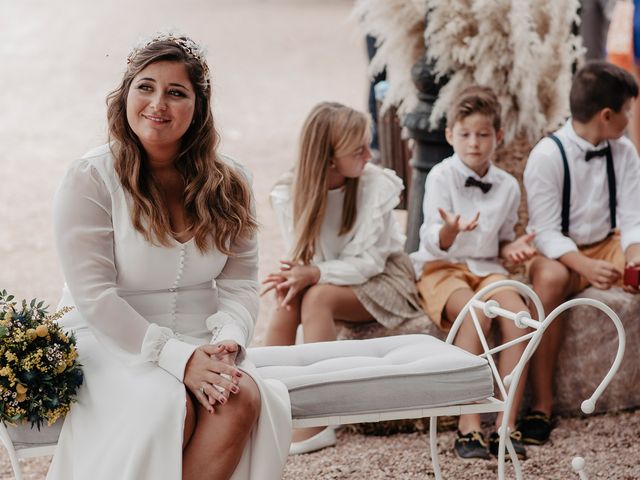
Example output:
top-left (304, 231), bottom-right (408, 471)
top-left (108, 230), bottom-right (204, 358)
top-left (183, 392), bottom-right (197, 448)
top-left (229, 375), bottom-right (261, 429)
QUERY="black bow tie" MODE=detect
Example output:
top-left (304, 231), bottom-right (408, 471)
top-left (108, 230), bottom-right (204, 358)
top-left (465, 176), bottom-right (492, 193)
top-left (585, 145), bottom-right (611, 161)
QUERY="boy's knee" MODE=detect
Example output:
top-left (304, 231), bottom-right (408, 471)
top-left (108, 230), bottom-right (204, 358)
top-left (459, 310), bottom-right (491, 333)
top-left (530, 258), bottom-right (571, 290)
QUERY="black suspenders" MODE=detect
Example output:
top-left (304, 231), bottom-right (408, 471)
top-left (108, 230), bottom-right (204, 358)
top-left (548, 134), bottom-right (616, 237)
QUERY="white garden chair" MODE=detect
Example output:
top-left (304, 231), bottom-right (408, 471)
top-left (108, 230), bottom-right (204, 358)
top-left (0, 280), bottom-right (626, 479)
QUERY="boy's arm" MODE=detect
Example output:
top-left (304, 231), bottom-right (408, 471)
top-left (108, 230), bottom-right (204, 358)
top-left (616, 141), bottom-right (640, 255)
top-left (438, 209), bottom-right (480, 251)
top-left (499, 233), bottom-right (536, 264)
top-left (439, 222), bottom-right (458, 251)
top-left (419, 167), bottom-right (457, 255)
top-left (524, 145), bottom-right (579, 258)
top-left (625, 243), bottom-right (640, 265)
top-left (559, 250), bottom-right (620, 290)
top-left (497, 183), bottom-right (535, 264)
top-left (624, 243), bottom-right (640, 294)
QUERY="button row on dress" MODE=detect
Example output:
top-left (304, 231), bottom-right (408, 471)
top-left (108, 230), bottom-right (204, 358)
top-left (170, 245), bottom-right (187, 330)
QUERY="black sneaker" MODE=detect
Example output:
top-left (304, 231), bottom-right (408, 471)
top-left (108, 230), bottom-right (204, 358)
top-left (454, 430), bottom-right (490, 460)
top-left (488, 430), bottom-right (527, 460)
top-left (517, 410), bottom-right (552, 445)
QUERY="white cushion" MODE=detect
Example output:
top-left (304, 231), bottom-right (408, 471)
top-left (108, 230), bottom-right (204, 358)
top-left (248, 334), bottom-right (493, 419)
top-left (3, 335), bottom-right (493, 449)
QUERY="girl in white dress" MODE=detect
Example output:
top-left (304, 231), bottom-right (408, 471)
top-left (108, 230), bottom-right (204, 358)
top-left (48, 33), bottom-right (291, 480)
top-left (262, 102), bottom-right (424, 454)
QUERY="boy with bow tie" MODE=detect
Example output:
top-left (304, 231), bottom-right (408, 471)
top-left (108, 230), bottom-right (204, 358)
top-left (411, 85), bottom-right (536, 460)
top-left (520, 61), bottom-right (640, 446)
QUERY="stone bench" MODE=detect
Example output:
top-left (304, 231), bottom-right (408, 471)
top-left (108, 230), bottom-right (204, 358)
top-left (337, 286), bottom-right (639, 416)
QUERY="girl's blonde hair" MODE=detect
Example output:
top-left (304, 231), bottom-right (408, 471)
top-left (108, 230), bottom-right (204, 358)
top-left (106, 39), bottom-right (257, 255)
top-left (290, 102), bottom-right (370, 264)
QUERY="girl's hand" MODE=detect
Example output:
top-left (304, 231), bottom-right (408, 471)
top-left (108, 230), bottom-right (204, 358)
top-left (261, 272), bottom-right (287, 297)
top-left (261, 260), bottom-right (320, 308)
top-left (500, 232), bottom-right (537, 264)
top-left (184, 344), bottom-right (243, 413)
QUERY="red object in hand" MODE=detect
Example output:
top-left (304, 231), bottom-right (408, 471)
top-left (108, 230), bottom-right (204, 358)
top-left (623, 265), bottom-right (640, 288)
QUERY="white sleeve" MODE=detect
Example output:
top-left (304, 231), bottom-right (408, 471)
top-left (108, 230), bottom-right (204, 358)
top-left (317, 209), bottom-right (400, 285)
top-left (53, 160), bottom-right (197, 381)
top-left (270, 185), bottom-right (295, 254)
top-left (524, 144), bottom-right (578, 258)
top-left (497, 181), bottom-right (520, 243)
top-left (617, 144), bottom-right (640, 252)
top-left (206, 194), bottom-right (258, 363)
top-left (419, 166), bottom-right (455, 256)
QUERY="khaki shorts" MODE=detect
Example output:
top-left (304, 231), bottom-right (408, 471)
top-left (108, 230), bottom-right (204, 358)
top-left (416, 260), bottom-right (507, 331)
top-left (526, 232), bottom-right (625, 294)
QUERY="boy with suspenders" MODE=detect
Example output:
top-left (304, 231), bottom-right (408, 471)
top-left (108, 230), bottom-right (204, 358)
top-left (521, 61), bottom-right (640, 445)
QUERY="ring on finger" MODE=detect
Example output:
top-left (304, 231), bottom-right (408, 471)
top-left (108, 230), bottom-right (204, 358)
top-left (199, 384), bottom-right (206, 395)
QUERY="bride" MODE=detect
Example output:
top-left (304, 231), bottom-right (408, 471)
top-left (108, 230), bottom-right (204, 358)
top-left (48, 32), bottom-right (291, 480)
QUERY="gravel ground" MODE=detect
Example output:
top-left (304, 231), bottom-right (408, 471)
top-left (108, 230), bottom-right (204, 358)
top-left (2, 410), bottom-right (639, 479)
top-left (1, 1), bottom-right (637, 479)
top-left (282, 410), bottom-right (640, 480)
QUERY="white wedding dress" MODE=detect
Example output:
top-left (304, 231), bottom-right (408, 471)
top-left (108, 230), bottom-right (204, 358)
top-left (47, 145), bottom-right (291, 480)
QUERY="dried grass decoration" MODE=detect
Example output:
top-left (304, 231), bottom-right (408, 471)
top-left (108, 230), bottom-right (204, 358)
top-left (0, 290), bottom-right (83, 429)
top-left (424, 0), bottom-right (582, 145)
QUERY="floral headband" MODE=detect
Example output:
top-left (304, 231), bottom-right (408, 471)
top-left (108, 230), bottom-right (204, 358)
top-left (126, 31), bottom-right (210, 86)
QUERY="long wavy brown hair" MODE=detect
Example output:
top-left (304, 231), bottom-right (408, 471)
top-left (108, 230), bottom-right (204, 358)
top-left (290, 102), bottom-right (370, 264)
top-left (106, 39), bottom-right (256, 254)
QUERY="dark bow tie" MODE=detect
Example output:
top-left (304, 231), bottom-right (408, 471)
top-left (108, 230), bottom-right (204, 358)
top-left (585, 145), bottom-right (611, 161)
top-left (465, 176), bottom-right (492, 193)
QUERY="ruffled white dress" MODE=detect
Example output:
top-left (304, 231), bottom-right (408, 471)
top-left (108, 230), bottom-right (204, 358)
top-left (270, 164), bottom-right (423, 327)
top-left (47, 145), bottom-right (291, 480)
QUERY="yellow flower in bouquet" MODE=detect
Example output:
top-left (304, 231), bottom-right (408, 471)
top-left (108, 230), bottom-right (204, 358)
top-left (0, 289), bottom-right (83, 429)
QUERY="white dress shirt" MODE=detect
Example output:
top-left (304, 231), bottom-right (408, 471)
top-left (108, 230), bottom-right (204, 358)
top-left (524, 120), bottom-right (640, 259)
top-left (270, 163), bottom-right (406, 285)
top-left (410, 154), bottom-right (520, 277)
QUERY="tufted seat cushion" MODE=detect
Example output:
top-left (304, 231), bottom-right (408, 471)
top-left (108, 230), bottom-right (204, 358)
top-left (5, 335), bottom-right (494, 450)
top-left (248, 334), bottom-right (494, 419)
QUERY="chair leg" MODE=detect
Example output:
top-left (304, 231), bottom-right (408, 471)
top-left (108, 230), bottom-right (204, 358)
top-left (496, 412), bottom-right (525, 480)
top-left (503, 432), bottom-right (523, 480)
top-left (572, 457), bottom-right (589, 479)
top-left (429, 416), bottom-right (444, 480)
top-left (0, 426), bottom-right (24, 480)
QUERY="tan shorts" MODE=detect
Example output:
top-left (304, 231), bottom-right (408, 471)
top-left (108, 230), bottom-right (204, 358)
top-left (526, 232), bottom-right (625, 294)
top-left (416, 260), bottom-right (507, 331)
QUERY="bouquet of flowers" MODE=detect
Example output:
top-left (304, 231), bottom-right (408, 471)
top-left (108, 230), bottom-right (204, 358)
top-left (0, 289), bottom-right (83, 429)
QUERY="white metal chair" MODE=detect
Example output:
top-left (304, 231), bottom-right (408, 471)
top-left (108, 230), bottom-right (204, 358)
top-left (0, 280), bottom-right (625, 479)
top-left (273, 280), bottom-right (624, 479)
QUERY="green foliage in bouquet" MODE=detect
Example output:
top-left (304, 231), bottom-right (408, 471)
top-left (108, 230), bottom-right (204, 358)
top-left (0, 290), bottom-right (83, 429)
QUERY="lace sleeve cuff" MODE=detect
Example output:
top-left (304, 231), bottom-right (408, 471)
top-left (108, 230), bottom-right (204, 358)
top-left (142, 324), bottom-right (197, 381)
top-left (157, 339), bottom-right (199, 382)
